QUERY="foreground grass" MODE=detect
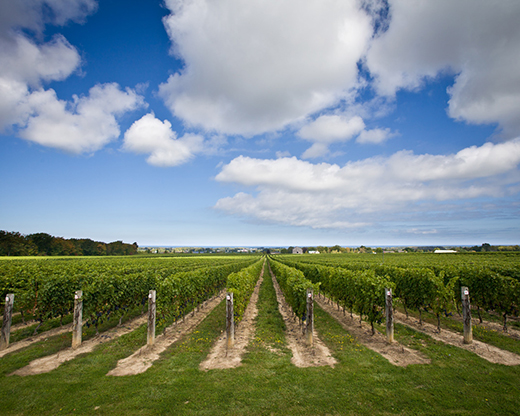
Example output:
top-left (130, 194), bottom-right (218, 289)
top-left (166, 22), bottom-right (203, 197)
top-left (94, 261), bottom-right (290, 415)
top-left (0, 275), bottom-right (519, 415)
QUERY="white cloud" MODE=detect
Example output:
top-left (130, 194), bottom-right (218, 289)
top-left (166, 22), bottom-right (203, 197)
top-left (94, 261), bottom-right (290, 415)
top-left (0, 34), bottom-right (80, 87)
top-left (0, 0), bottom-right (147, 155)
top-left (366, 0), bottom-right (520, 137)
top-left (20, 83), bottom-right (144, 153)
top-left (215, 139), bottom-right (520, 228)
top-left (160, 0), bottom-right (373, 135)
top-left (123, 113), bottom-right (204, 167)
top-left (301, 143), bottom-right (331, 159)
top-left (276, 150), bottom-right (291, 158)
top-left (356, 128), bottom-right (393, 144)
top-left (298, 115), bottom-right (365, 144)
top-left (297, 114), bottom-right (394, 157)
top-left (0, 0), bottom-right (95, 132)
top-left (0, 0), bottom-right (97, 37)
top-left (0, 34), bottom-right (81, 131)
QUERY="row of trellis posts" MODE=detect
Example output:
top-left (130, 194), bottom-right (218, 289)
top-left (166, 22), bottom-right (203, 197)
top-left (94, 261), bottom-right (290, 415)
top-left (0, 286), bottom-right (473, 351)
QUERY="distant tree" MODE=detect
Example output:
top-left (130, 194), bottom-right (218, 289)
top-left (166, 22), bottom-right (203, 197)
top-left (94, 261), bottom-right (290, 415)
top-left (330, 245), bottom-right (343, 253)
top-left (0, 231), bottom-right (36, 256)
top-left (27, 232), bottom-right (54, 255)
top-left (51, 237), bottom-right (80, 255)
top-left (77, 238), bottom-right (101, 256)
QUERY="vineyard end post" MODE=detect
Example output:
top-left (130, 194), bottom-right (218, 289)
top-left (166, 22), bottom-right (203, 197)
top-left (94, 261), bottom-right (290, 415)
top-left (461, 286), bottom-right (473, 344)
top-left (306, 289), bottom-right (314, 347)
top-left (147, 290), bottom-right (156, 346)
top-left (0, 294), bottom-right (14, 350)
top-left (72, 290), bottom-right (83, 349)
top-left (385, 288), bottom-right (394, 343)
top-left (226, 292), bottom-right (234, 349)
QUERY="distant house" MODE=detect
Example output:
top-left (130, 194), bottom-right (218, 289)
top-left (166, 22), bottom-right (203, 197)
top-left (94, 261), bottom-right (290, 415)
top-left (434, 249), bottom-right (457, 253)
top-left (308, 250), bottom-right (320, 254)
top-left (292, 247), bottom-right (303, 254)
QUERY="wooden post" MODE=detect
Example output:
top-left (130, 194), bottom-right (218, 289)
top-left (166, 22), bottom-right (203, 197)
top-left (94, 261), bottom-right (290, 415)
top-left (385, 288), bottom-right (394, 343)
top-left (461, 286), bottom-right (473, 344)
top-left (72, 290), bottom-right (83, 349)
top-left (0, 294), bottom-right (14, 350)
top-left (306, 289), bottom-right (314, 347)
top-left (226, 292), bottom-right (234, 349)
top-left (147, 290), bottom-right (156, 346)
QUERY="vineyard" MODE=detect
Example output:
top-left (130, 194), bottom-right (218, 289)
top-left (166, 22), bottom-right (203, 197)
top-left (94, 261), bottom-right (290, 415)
top-left (0, 252), bottom-right (519, 415)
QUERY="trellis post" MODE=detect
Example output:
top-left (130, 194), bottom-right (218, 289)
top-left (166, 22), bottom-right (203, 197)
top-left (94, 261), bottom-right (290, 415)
top-left (0, 294), bottom-right (14, 350)
top-left (147, 290), bottom-right (156, 346)
top-left (226, 292), bottom-right (234, 349)
top-left (461, 286), bottom-right (473, 344)
top-left (385, 288), bottom-right (394, 343)
top-left (72, 290), bottom-right (83, 349)
top-left (306, 289), bottom-right (314, 347)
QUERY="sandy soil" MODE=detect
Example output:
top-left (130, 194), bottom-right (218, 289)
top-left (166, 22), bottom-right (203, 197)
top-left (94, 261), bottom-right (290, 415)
top-left (200, 264), bottom-right (265, 370)
top-left (108, 291), bottom-right (227, 376)
top-left (10, 315), bottom-right (148, 376)
top-left (0, 323), bottom-right (74, 358)
top-left (316, 296), bottom-right (430, 367)
top-left (450, 311), bottom-right (520, 340)
top-left (270, 267), bottom-right (336, 368)
top-left (394, 311), bottom-right (520, 366)
top-left (9, 319), bottom-right (37, 331)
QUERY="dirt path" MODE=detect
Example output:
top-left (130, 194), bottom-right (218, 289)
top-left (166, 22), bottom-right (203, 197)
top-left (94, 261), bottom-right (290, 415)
top-left (450, 312), bottom-right (520, 340)
top-left (0, 323), bottom-right (73, 358)
top-left (108, 291), bottom-right (226, 376)
top-left (316, 296), bottom-right (430, 367)
top-left (9, 319), bottom-right (37, 331)
top-left (10, 315), bottom-right (148, 376)
top-left (200, 264), bottom-right (265, 370)
top-left (270, 267), bottom-right (336, 368)
top-left (394, 311), bottom-right (520, 366)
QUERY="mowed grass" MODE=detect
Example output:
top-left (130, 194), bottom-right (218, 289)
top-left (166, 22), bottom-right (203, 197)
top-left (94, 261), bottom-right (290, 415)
top-left (0, 274), bottom-right (519, 415)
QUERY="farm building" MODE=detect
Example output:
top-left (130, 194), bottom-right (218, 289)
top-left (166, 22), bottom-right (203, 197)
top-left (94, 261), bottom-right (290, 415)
top-left (292, 247), bottom-right (303, 254)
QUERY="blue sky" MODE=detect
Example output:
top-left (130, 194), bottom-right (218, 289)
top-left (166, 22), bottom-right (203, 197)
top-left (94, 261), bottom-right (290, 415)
top-left (1, 0), bottom-right (519, 247)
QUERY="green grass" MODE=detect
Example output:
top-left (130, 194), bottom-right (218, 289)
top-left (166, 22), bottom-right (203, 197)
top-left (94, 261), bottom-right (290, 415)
top-left (0, 275), bottom-right (519, 415)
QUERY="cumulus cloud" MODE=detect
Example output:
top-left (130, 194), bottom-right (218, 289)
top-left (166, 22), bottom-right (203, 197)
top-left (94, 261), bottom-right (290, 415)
top-left (0, 0), bottom-right (97, 37)
top-left (123, 113), bottom-right (205, 167)
top-left (356, 128), bottom-right (393, 144)
top-left (297, 114), bottom-right (394, 157)
top-left (298, 115), bottom-right (365, 144)
top-left (20, 83), bottom-right (144, 153)
top-left (0, 34), bottom-right (81, 131)
top-left (160, 0), bottom-right (373, 135)
top-left (365, 0), bottom-right (520, 137)
top-left (0, 0), bottom-right (95, 132)
top-left (0, 0), bottom-right (148, 155)
top-left (215, 139), bottom-right (520, 228)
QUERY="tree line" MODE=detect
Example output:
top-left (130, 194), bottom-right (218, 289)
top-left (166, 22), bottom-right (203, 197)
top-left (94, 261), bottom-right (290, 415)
top-left (0, 231), bottom-right (138, 257)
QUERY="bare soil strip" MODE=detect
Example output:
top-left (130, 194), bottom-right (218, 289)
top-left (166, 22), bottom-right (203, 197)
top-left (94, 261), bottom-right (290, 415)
top-left (0, 323), bottom-right (73, 358)
top-left (200, 265), bottom-right (265, 370)
top-left (10, 319), bottom-right (37, 331)
top-left (108, 291), bottom-right (226, 376)
top-left (269, 268), bottom-right (336, 368)
top-left (316, 297), bottom-right (430, 367)
top-left (449, 312), bottom-right (520, 340)
top-left (11, 315), bottom-right (148, 376)
top-left (394, 311), bottom-right (520, 366)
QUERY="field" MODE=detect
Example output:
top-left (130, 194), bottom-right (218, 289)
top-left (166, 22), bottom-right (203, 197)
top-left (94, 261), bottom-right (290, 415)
top-left (0, 253), bottom-right (519, 415)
